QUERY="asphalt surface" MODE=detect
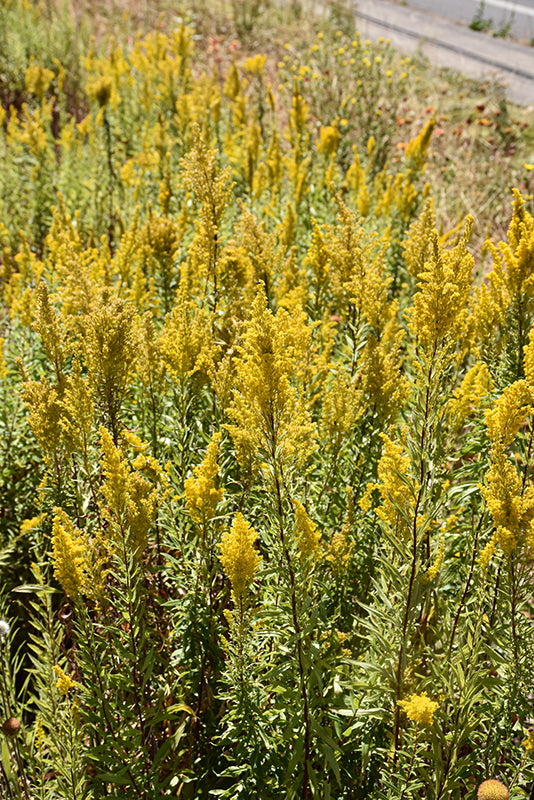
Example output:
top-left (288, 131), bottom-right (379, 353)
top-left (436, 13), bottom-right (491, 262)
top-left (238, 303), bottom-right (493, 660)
top-left (352, 0), bottom-right (534, 106)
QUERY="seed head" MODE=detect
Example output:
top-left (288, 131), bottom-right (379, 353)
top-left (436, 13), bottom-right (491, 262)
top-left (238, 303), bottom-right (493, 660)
top-left (2, 718), bottom-right (20, 738)
top-left (0, 620), bottom-right (9, 640)
top-left (477, 779), bottom-right (509, 800)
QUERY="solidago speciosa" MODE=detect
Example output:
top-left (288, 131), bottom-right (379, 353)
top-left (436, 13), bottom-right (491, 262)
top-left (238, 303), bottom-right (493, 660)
top-left (408, 215), bottom-right (473, 355)
top-left (4, 4), bottom-right (534, 797)
top-left (226, 290), bottom-right (316, 477)
top-left (51, 508), bottom-right (89, 599)
top-left (294, 500), bottom-right (321, 560)
top-left (482, 380), bottom-right (534, 559)
top-left (184, 432), bottom-right (224, 527)
top-left (369, 433), bottom-right (419, 541)
top-left (219, 513), bottom-right (261, 601)
top-left (99, 426), bottom-right (158, 556)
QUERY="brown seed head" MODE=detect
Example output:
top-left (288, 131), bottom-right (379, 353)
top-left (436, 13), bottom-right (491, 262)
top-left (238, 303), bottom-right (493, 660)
top-left (2, 718), bottom-right (21, 738)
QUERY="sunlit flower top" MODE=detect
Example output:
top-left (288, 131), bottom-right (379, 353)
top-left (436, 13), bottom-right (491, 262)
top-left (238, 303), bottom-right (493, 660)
top-left (398, 691), bottom-right (438, 726)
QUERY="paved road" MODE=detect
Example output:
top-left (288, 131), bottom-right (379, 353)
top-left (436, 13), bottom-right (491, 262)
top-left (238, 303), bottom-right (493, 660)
top-left (352, 0), bottom-right (534, 106)
top-left (402, 0), bottom-right (534, 42)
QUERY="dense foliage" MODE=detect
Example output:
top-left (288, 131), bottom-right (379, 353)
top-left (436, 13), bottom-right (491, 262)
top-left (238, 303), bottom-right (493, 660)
top-left (1, 1), bottom-right (534, 798)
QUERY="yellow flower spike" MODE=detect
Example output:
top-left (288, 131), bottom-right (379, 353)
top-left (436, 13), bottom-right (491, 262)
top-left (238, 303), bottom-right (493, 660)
top-left (294, 500), bottom-right (321, 559)
top-left (219, 514), bottom-right (262, 600)
top-left (317, 125), bottom-right (340, 158)
top-left (398, 691), bottom-right (438, 726)
top-left (99, 427), bottom-right (130, 519)
top-left (404, 117), bottom-right (435, 174)
top-left (447, 361), bottom-right (493, 431)
top-left (20, 514), bottom-right (47, 536)
top-left (422, 537), bottom-right (444, 583)
top-left (375, 433), bottom-right (419, 540)
top-left (99, 427), bottom-right (157, 555)
top-left (479, 534), bottom-right (497, 574)
top-left (184, 432), bottom-right (224, 526)
top-left (225, 291), bottom-right (316, 476)
top-left (408, 216), bottom-right (473, 353)
top-left (485, 380), bottom-right (533, 449)
top-left (0, 338), bottom-right (7, 381)
top-left (480, 380), bottom-right (534, 561)
top-left (51, 509), bottom-right (89, 599)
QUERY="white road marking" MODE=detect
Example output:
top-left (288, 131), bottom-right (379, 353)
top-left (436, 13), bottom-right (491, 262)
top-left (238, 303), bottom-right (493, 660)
top-left (476, 0), bottom-right (534, 18)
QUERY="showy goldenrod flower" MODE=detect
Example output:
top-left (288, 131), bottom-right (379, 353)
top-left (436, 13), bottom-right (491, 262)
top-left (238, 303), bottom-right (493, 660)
top-left (317, 125), bottom-right (340, 158)
top-left (523, 728), bottom-right (534, 754)
top-left (219, 514), bottom-right (262, 600)
top-left (481, 454), bottom-right (534, 556)
top-left (100, 427), bottom-right (157, 554)
top-left (404, 118), bottom-right (435, 174)
top-left (398, 691), bottom-right (438, 726)
top-left (20, 514), bottom-right (46, 535)
top-left (422, 537), bottom-right (444, 583)
top-left (374, 434), bottom-right (418, 539)
top-left (485, 380), bottom-right (533, 449)
top-left (477, 779), bottom-right (509, 800)
top-left (479, 534), bottom-right (497, 574)
top-left (402, 197), bottom-right (436, 278)
top-left (25, 59), bottom-right (54, 98)
top-left (158, 290), bottom-right (216, 380)
top-left (409, 217), bottom-right (473, 353)
top-left (226, 291), bottom-right (316, 475)
top-left (51, 509), bottom-right (88, 598)
top-left (294, 500), bottom-right (321, 559)
top-left (447, 362), bottom-right (493, 431)
top-left (53, 665), bottom-right (78, 696)
top-left (482, 381), bottom-right (534, 558)
top-left (243, 54), bottom-right (267, 76)
top-left (185, 433), bottom-right (224, 525)
top-left (0, 338), bottom-right (7, 382)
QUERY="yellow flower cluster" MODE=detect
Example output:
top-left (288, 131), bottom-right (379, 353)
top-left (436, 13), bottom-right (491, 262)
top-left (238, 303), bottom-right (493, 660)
top-left (100, 428), bottom-right (158, 555)
top-left (482, 381), bottom-right (534, 559)
top-left (51, 509), bottom-right (89, 599)
top-left (447, 362), bottom-right (493, 431)
top-left (184, 433), bottom-right (224, 526)
top-left (409, 217), bottom-right (473, 353)
top-left (53, 665), bottom-right (78, 696)
top-left (523, 728), bottom-right (534, 754)
top-left (294, 500), bottom-right (321, 559)
top-left (219, 514), bottom-right (262, 600)
top-left (398, 691), bottom-right (439, 726)
top-left (372, 434), bottom-right (419, 540)
top-left (226, 291), bottom-right (316, 476)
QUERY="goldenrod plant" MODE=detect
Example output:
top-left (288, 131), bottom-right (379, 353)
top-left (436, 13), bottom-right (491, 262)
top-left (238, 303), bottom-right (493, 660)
top-left (1, 0), bottom-right (534, 797)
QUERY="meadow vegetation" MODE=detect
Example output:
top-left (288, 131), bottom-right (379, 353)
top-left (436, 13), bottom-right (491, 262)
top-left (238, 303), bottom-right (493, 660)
top-left (1, 0), bottom-right (534, 797)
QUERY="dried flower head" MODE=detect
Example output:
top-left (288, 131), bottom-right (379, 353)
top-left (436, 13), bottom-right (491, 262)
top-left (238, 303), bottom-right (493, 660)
top-left (2, 718), bottom-right (20, 738)
top-left (477, 779), bottom-right (509, 800)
